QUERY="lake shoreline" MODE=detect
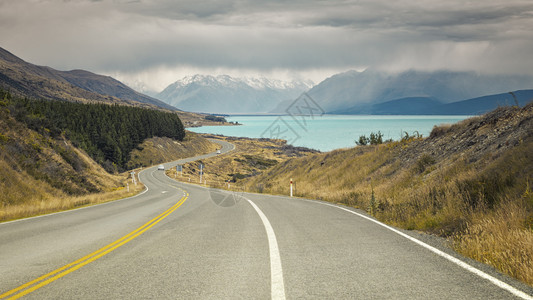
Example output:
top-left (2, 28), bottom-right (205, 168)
top-left (189, 114), bottom-right (472, 152)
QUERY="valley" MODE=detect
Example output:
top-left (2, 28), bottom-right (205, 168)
top-left (0, 44), bottom-right (532, 297)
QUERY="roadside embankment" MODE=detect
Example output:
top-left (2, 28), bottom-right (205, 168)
top-left (243, 103), bottom-right (533, 286)
top-left (126, 131), bottom-right (219, 169)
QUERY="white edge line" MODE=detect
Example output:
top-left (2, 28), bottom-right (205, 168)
top-left (246, 198), bottom-right (286, 300)
top-left (1, 168), bottom-right (150, 226)
top-left (307, 200), bottom-right (533, 300)
top-left (130, 175), bottom-right (530, 299)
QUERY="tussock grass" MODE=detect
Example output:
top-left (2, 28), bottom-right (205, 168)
top-left (454, 198), bottom-right (533, 285)
top-left (127, 131), bottom-right (218, 169)
top-left (0, 179), bottom-right (144, 222)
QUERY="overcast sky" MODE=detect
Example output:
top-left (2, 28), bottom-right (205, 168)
top-left (2, 0), bottom-right (533, 92)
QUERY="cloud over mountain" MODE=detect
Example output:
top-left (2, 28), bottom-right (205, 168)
top-left (157, 75), bottom-right (313, 113)
top-left (1, 0), bottom-right (533, 91)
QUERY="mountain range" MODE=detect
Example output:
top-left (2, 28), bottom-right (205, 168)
top-left (3, 45), bottom-right (532, 116)
top-left (157, 75), bottom-right (313, 114)
top-left (333, 90), bottom-right (533, 115)
top-left (0, 47), bottom-right (175, 111)
top-left (272, 69), bottom-right (533, 115)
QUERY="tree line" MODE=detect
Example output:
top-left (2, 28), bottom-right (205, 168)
top-left (1, 89), bottom-right (185, 172)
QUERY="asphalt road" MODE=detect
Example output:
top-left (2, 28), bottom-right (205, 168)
top-left (1, 139), bottom-right (532, 299)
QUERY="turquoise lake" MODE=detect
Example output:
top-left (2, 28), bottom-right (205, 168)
top-left (189, 115), bottom-right (471, 152)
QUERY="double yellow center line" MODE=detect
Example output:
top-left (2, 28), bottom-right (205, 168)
top-left (1, 192), bottom-right (189, 299)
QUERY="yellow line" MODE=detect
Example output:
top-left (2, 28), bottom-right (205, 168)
top-left (1, 194), bottom-right (188, 299)
top-left (1, 197), bottom-right (181, 298)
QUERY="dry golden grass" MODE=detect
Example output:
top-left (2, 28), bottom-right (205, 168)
top-left (166, 135), bottom-right (317, 191)
top-left (454, 198), bottom-right (533, 285)
top-left (0, 118), bottom-right (138, 222)
top-left (127, 131), bottom-right (218, 169)
top-left (0, 174), bottom-right (144, 222)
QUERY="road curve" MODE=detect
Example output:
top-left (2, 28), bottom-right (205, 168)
top-left (1, 139), bottom-right (532, 299)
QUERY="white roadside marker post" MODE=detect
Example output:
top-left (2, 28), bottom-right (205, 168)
top-left (290, 178), bottom-right (293, 197)
top-left (199, 164), bottom-right (203, 183)
top-left (131, 171), bottom-right (136, 186)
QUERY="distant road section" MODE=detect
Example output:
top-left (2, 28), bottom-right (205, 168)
top-left (1, 139), bottom-right (532, 299)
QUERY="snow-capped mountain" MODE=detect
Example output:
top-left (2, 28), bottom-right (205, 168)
top-left (156, 75), bottom-right (313, 113)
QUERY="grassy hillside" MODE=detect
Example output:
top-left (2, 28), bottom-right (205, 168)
top-left (242, 103), bottom-right (533, 285)
top-left (165, 135), bottom-right (318, 188)
top-left (0, 98), bottom-right (140, 221)
top-left (127, 132), bottom-right (218, 169)
top-left (0, 93), bottom-right (217, 222)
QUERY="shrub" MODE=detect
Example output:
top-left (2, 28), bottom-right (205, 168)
top-left (356, 135), bottom-right (369, 146)
top-left (415, 153), bottom-right (436, 173)
top-left (0, 133), bottom-right (9, 144)
top-left (356, 131), bottom-right (384, 146)
top-left (430, 124), bottom-right (451, 138)
top-left (369, 131), bottom-right (383, 145)
top-left (204, 115), bottom-right (227, 122)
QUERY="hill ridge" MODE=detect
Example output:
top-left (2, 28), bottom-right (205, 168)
top-left (0, 47), bottom-right (176, 110)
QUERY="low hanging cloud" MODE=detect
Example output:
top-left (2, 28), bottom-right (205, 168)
top-left (1, 0), bottom-right (533, 90)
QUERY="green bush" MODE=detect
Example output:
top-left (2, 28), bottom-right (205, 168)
top-left (356, 131), bottom-right (384, 146)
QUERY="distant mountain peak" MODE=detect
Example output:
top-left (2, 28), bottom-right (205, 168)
top-left (157, 74), bottom-right (314, 114)
top-left (170, 74), bottom-right (314, 90)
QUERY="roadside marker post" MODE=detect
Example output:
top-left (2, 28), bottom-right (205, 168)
top-left (131, 171), bottom-right (137, 186)
top-left (176, 165), bottom-right (183, 177)
top-left (199, 164), bottom-right (204, 183)
top-left (290, 178), bottom-right (293, 197)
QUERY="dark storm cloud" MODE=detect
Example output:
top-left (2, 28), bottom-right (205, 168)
top-left (1, 0), bottom-right (533, 89)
